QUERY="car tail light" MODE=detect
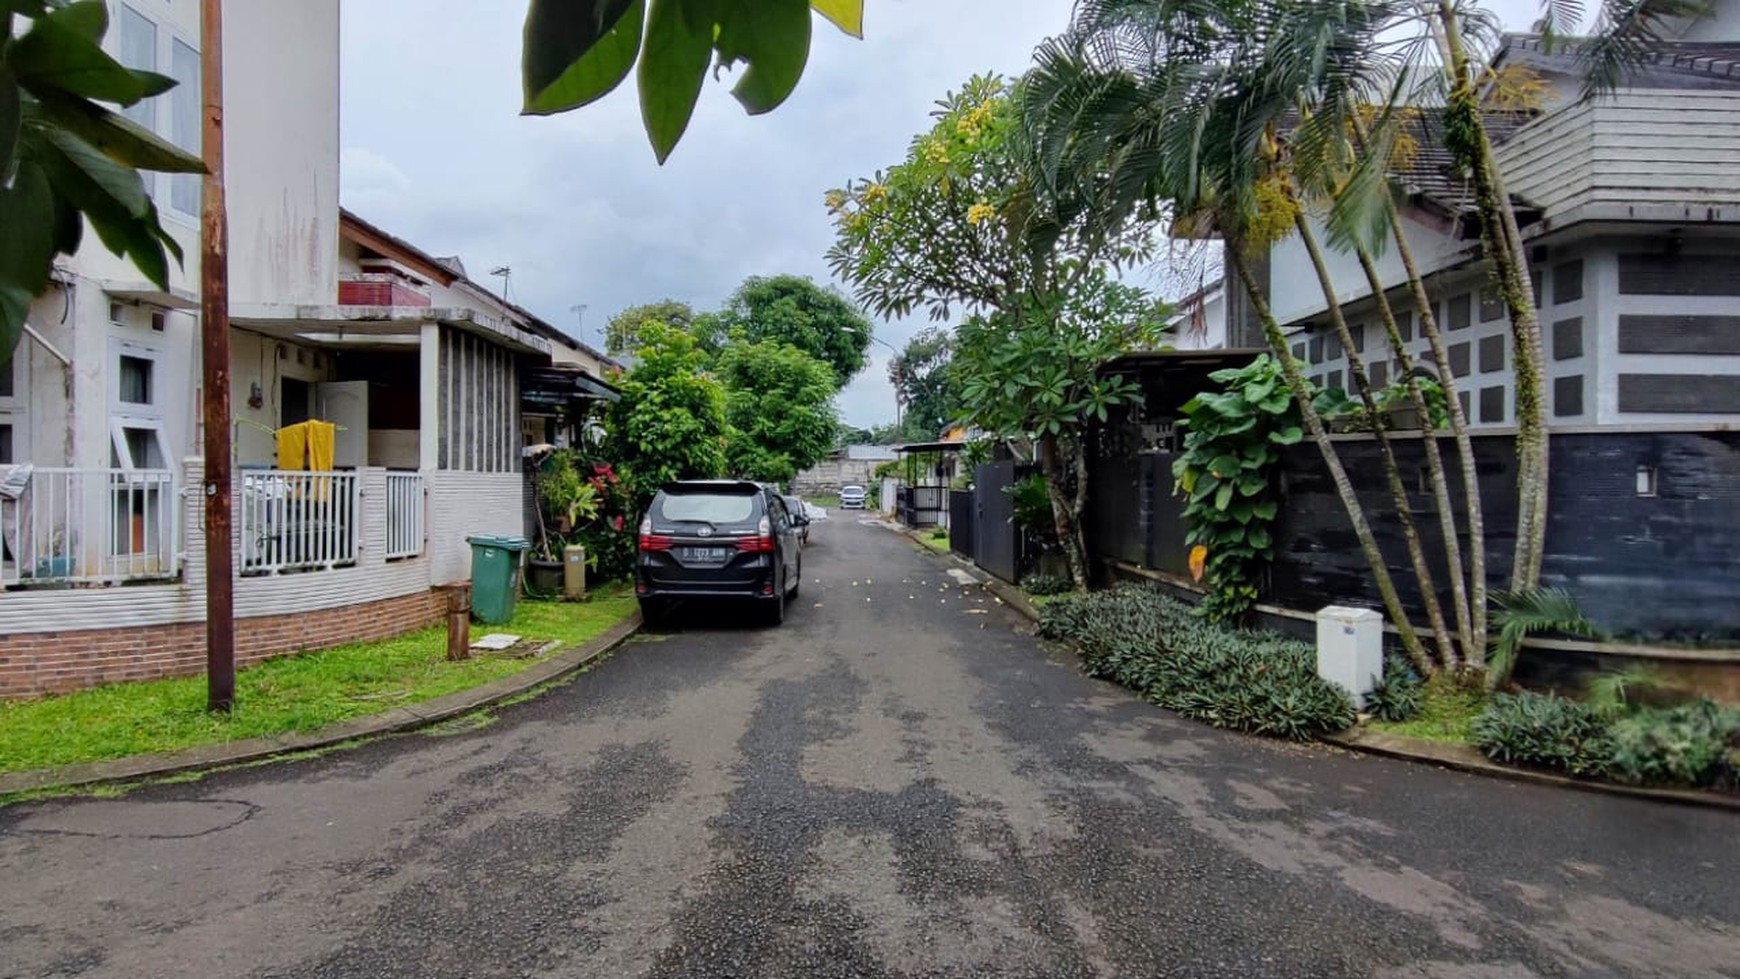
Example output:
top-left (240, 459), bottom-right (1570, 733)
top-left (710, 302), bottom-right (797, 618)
top-left (737, 515), bottom-right (775, 553)
top-left (637, 516), bottom-right (671, 552)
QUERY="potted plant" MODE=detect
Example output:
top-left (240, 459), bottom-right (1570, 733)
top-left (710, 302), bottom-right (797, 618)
top-left (530, 450), bottom-right (599, 595)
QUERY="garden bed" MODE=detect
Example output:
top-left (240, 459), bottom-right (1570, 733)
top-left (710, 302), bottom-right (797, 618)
top-left (1042, 584), bottom-right (1740, 796)
top-left (0, 587), bottom-right (636, 775)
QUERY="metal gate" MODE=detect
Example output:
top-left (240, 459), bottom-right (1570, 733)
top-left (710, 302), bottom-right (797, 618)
top-left (949, 490), bottom-right (975, 559)
top-left (973, 461), bottom-right (1020, 583)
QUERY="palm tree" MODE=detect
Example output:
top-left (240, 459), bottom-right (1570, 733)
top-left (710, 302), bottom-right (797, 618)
top-left (1022, 0), bottom-right (1708, 675)
top-left (1025, 0), bottom-right (1446, 668)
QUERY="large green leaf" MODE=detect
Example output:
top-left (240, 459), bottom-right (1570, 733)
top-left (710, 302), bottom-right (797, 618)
top-left (0, 161), bottom-right (56, 296)
top-left (37, 123), bottom-right (151, 218)
top-left (716, 0), bottom-right (811, 115)
top-left (809, 0), bottom-right (862, 37)
top-left (0, 67), bottom-right (18, 181)
top-left (10, 2), bottom-right (148, 106)
top-left (521, 0), bottom-right (641, 114)
top-left (0, 285), bottom-right (29, 370)
top-left (36, 92), bottom-right (204, 172)
top-left (638, 0), bottom-right (715, 163)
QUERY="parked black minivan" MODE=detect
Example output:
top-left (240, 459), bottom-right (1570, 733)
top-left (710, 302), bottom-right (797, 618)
top-left (635, 480), bottom-right (807, 626)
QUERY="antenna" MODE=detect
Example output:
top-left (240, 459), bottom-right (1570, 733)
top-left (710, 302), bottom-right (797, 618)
top-left (488, 266), bottom-right (513, 301)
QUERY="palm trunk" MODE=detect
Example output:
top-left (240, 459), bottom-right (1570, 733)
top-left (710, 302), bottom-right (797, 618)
top-left (1227, 246), bottom-right (1431, 672)
top-left (1295, 213), bottom-right (1456, 669)
top-left (1435, 0), bottom-right (1549, 591)
top-left (1353, 247), bottom-right (1472, 669)
top-left (1386, 200), bottom-right (1490, 667)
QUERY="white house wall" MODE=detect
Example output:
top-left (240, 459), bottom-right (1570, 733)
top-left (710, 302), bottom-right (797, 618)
top-left (426, 471), bottom-right (526, 584)
top-left (1496, 91), bottom-right (1740, 226)
top-left (1266, 211), bottom-right (1467, 328)
top-left (229, 331), bottom-right (338, 467)
top-left (224, 0), bottom-right (342, 306)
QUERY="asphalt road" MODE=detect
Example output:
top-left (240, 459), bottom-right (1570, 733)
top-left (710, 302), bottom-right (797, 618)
top-left (2, 516), bottom-right (1737, 979)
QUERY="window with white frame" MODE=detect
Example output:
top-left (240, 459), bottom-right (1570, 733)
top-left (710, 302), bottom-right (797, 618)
top-left (0, 354), bottom-right (22, 466)
top-left (112, 2), bottom-right (200, 219)
top-left (109, 338), bottom-right (169, 471)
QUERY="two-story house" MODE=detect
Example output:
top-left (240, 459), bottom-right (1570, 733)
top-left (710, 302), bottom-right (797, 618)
top-left (0, 0), bottom-right (617, 698)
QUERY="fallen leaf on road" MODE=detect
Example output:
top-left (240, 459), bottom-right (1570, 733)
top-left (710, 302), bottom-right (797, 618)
top-left (965, 609), bottom-right (988, 615)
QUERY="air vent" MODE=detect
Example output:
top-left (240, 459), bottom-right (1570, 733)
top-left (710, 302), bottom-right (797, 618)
top-left (150, 310), bottom-right (166, 332)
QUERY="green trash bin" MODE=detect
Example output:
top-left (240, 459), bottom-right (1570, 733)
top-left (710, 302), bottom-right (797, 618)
top-left (466, 535), bottom-right (530, 625)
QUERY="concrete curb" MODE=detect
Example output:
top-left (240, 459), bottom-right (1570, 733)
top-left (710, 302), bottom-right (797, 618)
top-left (0, 612), bottom-right (643, 798)
top-left (888, 521), bottom-right (1044, 624)
top-left (890, 520), bottom-right (1737, 813)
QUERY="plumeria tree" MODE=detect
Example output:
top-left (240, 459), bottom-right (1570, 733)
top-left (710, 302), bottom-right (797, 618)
top-left (955, 274), bottom-right (1170, 588)
top-left (827, 74), bottom-right (1161, 589)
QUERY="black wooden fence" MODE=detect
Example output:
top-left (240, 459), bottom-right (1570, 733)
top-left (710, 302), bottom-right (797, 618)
top-left (949, 490), bottom-right (975, 560)
top-left (1087, 429), bottom-right (1740, 642)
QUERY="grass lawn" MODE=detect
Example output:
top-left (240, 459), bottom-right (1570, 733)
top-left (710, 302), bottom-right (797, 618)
top-left (0, 585), bottom-right (636, 776)
top-left (805, 494), bottom-right (842, 511)
top-left (919, 530), bottom-right (951, 553)
top-left (1368, 677), bottom-right (1487, 745)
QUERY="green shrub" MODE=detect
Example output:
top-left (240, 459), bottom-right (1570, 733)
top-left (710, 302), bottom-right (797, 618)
top-left (1365, 656), bottom-right (1424, 722)
top-left (1473, 692), bottom-right (1614, 777)
top-left (1607, 700), bottom-right (1740, 789)
top-left (1039, 584), bottom-right (1354, 741)
top-left (1020, 572), bottom-right (1072, 597)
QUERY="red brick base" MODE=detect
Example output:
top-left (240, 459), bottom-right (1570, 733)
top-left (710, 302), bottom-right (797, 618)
top-left (0, 590), bottom-right (444, 699)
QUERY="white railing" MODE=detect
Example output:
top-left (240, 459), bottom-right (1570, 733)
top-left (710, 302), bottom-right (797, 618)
top-left (384, 471), bottom-right (425, 559)
top-left (238, 470), bottom-right (360, 575)
top-left (1, 467), bottom-right (180, 586)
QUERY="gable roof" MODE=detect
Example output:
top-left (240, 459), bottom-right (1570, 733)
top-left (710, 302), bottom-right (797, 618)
top-left (339, 209), bottom-right (619, 370)
top-left (1499, 33), bottom-right (1740, 91)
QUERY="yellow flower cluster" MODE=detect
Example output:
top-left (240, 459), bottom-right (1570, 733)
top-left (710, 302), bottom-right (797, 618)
top-left (922, 139), bottom-right (950, 166)
top-left (864, 183), bottom-right (889, 204)
top-left (966, 201), bottom-right (996, 225)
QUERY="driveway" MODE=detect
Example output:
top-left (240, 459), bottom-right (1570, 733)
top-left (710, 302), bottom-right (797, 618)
top-left (1, 516), bottom-right (1735, 978)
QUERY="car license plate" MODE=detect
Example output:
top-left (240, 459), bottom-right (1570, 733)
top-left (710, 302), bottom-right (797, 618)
top-left (684, 546), bottom-right (730, 561)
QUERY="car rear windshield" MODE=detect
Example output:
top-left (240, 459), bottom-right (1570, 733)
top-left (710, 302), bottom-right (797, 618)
top-left (655, 491), bottom-right (758, 525)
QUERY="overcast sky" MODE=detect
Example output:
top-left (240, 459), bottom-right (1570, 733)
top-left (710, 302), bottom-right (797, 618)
top-left (340, 0), bottom-right (1542, 429)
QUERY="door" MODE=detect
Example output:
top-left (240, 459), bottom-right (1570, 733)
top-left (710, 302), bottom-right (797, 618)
top-left (315, 381), bottom-right (368, 469)
top-left (769, 495), bottom-right (799, 586)
top-left (973, 461), bottom-right (1020, 583)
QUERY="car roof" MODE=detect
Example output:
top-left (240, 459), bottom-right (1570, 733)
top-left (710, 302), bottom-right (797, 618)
top-left (658, 479), bottom-right (766, 495)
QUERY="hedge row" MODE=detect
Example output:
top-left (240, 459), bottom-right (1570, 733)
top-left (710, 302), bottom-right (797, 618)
top-left (1038, 584), bottom-right (1354, 741)
top-left (1475, 692), bottom-right (1740, 791)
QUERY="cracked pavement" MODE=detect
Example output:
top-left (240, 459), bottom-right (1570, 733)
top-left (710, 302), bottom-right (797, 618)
top-left (1, 516), bottom-right (1736, 978)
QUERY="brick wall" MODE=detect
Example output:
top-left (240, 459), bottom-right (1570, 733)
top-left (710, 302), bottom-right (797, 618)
top-left (338, 277), bottom-right (431, 307)
top-left (0, 590), bottom-right (443, 699)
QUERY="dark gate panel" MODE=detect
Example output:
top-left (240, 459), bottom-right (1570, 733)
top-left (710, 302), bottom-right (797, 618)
top-left (1144, 452), bottom-right (1190, 575)
top-left (974, 461), bottom-right (1020, 583)
top-left (949, 490), bottom-right (975, 559)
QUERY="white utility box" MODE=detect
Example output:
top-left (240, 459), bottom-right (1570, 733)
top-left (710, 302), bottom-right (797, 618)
top-left (1315, 605), bottom-right (1384, 708)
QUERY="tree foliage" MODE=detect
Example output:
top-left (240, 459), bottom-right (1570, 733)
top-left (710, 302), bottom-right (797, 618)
top-left (603, 321), bottom-right (728, 503)
top-left (714, 274), bottom-right (872, 388)
top-left (519, 0), bottom-right (864, 162)
top-left (1, 0), bottom-right (204, 365)
top-left (828, 72), bottom-right (1161, 590)
top-left (887, 326), bottom-right (958, 439)
top-left (955, 275), bottom-right (1164, 446)
top-left (604, 299), bottom-right (702, 355)
top-left (825, 75), bottom-right (1035, 321)
top-left (954, 274), bottom-right (1169, 588)
top-left (717, 337), bottom-right (837, 484)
